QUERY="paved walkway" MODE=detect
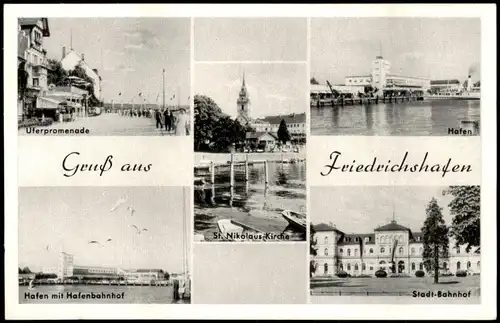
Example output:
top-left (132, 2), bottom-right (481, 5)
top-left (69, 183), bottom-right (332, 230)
top-left (19, 113), bottom-right (179, 136)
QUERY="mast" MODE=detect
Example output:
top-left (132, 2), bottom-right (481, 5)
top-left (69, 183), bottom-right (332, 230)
top-left (162, 69), bottom-right (165, 110)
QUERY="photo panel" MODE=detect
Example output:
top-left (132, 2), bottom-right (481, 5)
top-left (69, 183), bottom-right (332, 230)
top-left (193, 243), bottom-right (308, 304)
top-left (309, 186), bottom-right (481, 304)
top-left (194, 17), bottom-right (307, 62)
top-left (18, 17), bottom-right (191, 136)
top-left (19, 186), bottom-right (192, 304)
top-left (193, 63), bottom-right (307, 242)
top-left (310, 18), bottom-right (481, 136)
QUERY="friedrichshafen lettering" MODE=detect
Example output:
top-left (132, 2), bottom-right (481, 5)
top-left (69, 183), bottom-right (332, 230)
top-left (321, 151), bottom-right (472, 178)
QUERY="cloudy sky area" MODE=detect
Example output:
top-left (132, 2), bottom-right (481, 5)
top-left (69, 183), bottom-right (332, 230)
top-left (195, 63), bottom-right (307, 118)
top-left (194, 18), bottom-right (307, 61)
top-left (311, 18), bottom-right (481, 84)
top-left (44, 18), bottom-right (190, 104)
top-left (311, 186), bottom-right (456, 234)
top-left (19, 187), bottom-right (190, 273)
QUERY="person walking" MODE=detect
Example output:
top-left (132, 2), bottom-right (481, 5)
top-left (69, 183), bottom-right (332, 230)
top-left (155, 109), bottom-right (162, 129)
top-left (169, 110), bottom-right (175, 133)
top-left (164, 108), bottom-right (171, 132)
top-left (175, 108), bottom-right (188, 136)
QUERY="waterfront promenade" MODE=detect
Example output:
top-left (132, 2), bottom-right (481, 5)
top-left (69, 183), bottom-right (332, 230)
top-left (19, 113), bottom-right (180, 136)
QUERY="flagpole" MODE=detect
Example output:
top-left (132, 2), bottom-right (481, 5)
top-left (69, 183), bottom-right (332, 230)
top-left (162, 69), bottom-right (165, 110)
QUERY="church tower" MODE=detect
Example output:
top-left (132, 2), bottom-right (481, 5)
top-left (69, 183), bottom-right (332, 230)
top-left (236, 72), bottom-right (251, 125)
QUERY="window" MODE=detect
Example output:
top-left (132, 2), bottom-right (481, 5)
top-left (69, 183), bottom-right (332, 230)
top-left (411, 248), bottom-right (415, 255)
top-left (347, 249), bottom-right (351, 256)
top-left (467, 261), bottom-right (471, 269)
top-left (369, 248), bottom-right (373, 254)
top-left (399, 247), bottom-right (404, 254)
top-left (339, 248), bottom-right (343, 254)
top-left (339, 263), bottom-right (343, 271)
top-left (347, 264), bottom-right (351, 271)
top-left (456, 247), bottom-right (460, 254)
top-left (419, 247), bottom-right (423, 255)
top-left (354, 264), bottom-right (359, 271)
top-left (324, 248), bottom-right (328, 256)
top-left (457, 262), bottom-right (461, 270)
top-left (324, 263), bottom-right (328, 274)
top-left (33, 78), bottom-right (39, 87)
top-left (419, 263), bottom-right (423, 270)
top-left (412, 263), bottom-right (415, 270)
top-left (477, 261), bottom-right (480, 270)
top-left (380, 247), bottom-right (385, 254)
top-left (324, 237), bottom-right (328, 244)
top-left (369, 266), bottom-right (373, 271)
top-left (354, 249), bottom-right (358, 256)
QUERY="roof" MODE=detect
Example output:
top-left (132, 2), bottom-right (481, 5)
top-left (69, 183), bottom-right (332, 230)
top-left (313, 223), bottom-right (345, 235)
top-left (430, 79), bottom-right (461, 85)
top-left (245, 131), bottom-right (278, 140)
top-left (374, 220), bottom-right (411, 232)
top-left (346, 75), bottom-right (371, 78)
top-left (256, 113), bottom-right (306, 125)
top-left (387, 74), bottom-right (430, 81)
top-left (19, 18), bottom-right (50, 36)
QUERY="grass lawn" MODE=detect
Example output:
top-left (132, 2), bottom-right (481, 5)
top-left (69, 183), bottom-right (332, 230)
top-left (310, 275), bottom-right (480, 296)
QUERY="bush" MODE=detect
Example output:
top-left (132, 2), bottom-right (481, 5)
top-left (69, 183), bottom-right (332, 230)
top-left (353, 274), bottom-right (372, 278)
top-left (336, 271), bottom-right (349, 278)
top-left (415, 270), bottom-right (425, 277)
top-left (456, 270), bottom-right (467, 277)
top-left (375, 270), bottom-right (387, 278)
top-left (439, 271), bottom-right (454, 277)
top-left (389, 273), bottom-right (411, 278)
top-left (39, 118), bottom-right (54, 127)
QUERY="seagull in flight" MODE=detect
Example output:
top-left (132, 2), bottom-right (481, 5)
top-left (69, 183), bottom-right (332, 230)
top-left (45, 245), bottom-right (50, 252)
top-left (88, 239), bottom-right (112, 247)
top-left (110, 196), bottom-right (128, 212)
top-left (130, 225), bottom-right (148, 235)
top-left (126, 206), bottom-right (136, 216)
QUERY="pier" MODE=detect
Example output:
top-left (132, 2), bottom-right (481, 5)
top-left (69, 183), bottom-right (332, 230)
top-left (313, 95), bottom-right (423, 108)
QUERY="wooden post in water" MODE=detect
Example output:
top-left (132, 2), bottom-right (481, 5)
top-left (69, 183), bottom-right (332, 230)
top-left (244, 153), bottom-right (249, 182)
top-left (264, 160), bottom-right (269, 187)
top-left (229, 153), bottom-right (235, 207)
top-left (210, 161), bottom-right (215, 205)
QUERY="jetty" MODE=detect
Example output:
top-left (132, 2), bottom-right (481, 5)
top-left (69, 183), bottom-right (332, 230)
top-left (312, 95), bottom-right (423, 108)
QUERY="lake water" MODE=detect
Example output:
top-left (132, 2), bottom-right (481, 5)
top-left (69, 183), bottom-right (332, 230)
top-left (19, 285), bottom-right (189, 304)
top-left (194, 161), bottom-right (307, 241)
top-left (310, 100), bottom-right (480, 136)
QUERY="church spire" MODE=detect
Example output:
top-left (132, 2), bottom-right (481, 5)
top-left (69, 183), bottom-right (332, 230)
top-left (242, 71), bottom-right (246, 87)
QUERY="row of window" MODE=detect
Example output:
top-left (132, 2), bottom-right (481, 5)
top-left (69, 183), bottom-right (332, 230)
top-left (346, 79), bottom-right (370, 84)
top-left (324, 245), bottom-right (469, 256)
top-left (323, 261), bottom-right (480, 273)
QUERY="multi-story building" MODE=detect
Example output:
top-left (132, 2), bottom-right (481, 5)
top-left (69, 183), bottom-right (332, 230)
top-left (344, 56), bottom-right (431, 94)
top-left (60, 47), bottom-right (102, 102)
top-left (18, 18), bottom-right (50, 119)
top-left (57, 252), bottom-right (74, 280)
top-left (312, 220), bottom-right (480, 277)
top-left (430, 79), bottom-right (462, 95)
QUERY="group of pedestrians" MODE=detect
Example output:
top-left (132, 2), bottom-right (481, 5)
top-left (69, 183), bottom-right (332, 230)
top-left (118, 108), bottom-right (153, 118)
top-left (155, 108), bottom-right (176, 132)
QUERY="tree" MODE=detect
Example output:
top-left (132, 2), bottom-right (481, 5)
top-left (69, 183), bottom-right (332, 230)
top-left (421, 197), bottom-right (449, 284)
top-left (309, 224), bottom-right (317, 277)
top-left (442, 186), bottom-right (480, 252)
top-left (22, 267), bottom-right (32, 274)
top-left (18, 267), bottom-right (23, 274)
top-left (164, 272), bottom-right (170, 280)
top-left (194, 94), bottom-right (224, 151)
top-left (47, 58), bottom-right (69, 86)
top-left (277, 119), bottom-right (291, 144)
top-left (310, 77), bottom-right (320, 85)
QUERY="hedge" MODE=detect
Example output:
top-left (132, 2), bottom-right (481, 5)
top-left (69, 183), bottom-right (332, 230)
top-left (415, 270), bottom-right (425, 277)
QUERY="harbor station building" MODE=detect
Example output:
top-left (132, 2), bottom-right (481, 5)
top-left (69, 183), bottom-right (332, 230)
top-left (54, 252), bottom-right (166, 282)
top-left (311, 220), bottom-right (480, 277)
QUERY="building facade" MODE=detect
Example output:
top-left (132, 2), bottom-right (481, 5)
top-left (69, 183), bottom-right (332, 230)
top-left (251, 113), bottom-right (306, 142)
top-left (312, 221), bottom-right (480, 277)
top-left (18, 18), bottom-right (50, 120)
top-left (60, 47), bottom-right (102, 101)
top-left (344, 56), bottom-right (430, 94)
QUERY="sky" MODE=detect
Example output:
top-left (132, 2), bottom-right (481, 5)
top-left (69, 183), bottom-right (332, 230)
top-left (310, 186), bottom-right (455, 234)
top-left (43, 18), bottom-right (190, 105)
top-left (311, 18), bottom-right (481, 85)
top-left (194, 18), bottom-right (307, 61)
top-left (19, 187), bottom-right (190, 274)
top-left (195, 63), bottom-right (307, 118)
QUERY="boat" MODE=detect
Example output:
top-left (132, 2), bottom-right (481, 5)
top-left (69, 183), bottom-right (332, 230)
top-left (281, 210), bottom-right (306, 232)
top-left (217, 219), bottom-right (264, 241)
top-left (28, 279), bottom-right (35, 290)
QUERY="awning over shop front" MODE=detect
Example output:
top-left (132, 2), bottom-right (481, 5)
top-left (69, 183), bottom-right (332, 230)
top-left (36, 96), bottom-right (62, 109)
